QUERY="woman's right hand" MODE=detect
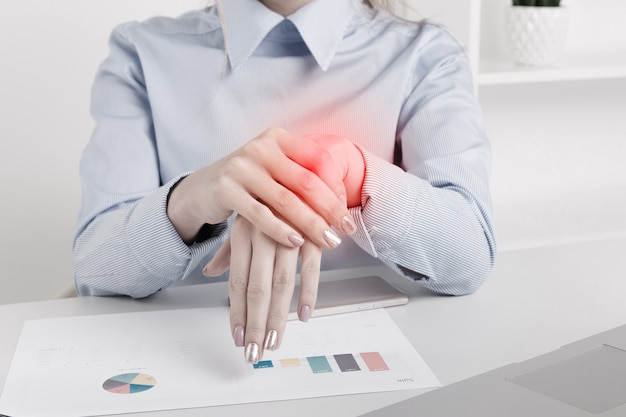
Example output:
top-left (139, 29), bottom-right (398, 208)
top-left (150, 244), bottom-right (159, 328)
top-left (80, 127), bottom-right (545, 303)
top-left (203, 215), bottom-right (322, 363)
top-left (167, 127), bottom-right (357, 249)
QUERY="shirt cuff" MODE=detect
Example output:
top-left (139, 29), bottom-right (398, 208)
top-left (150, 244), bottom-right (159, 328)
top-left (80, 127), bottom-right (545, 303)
top-left (126, 175), bottom-right (227, 281)
top-left (348, 147), bottom-right (418, 258)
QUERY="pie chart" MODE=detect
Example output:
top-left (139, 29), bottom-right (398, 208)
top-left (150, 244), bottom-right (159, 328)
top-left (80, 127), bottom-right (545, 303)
top-left (102, 373), bottom-right (157, 394)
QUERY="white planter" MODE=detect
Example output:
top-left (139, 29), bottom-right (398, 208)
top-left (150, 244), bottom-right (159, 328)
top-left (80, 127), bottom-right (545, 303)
top-left (505, 6), bottom-right (570, 66)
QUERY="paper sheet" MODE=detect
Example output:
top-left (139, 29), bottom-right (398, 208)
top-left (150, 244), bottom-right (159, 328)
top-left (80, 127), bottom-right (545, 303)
top-left (0, 307), bottom-right (440, 416)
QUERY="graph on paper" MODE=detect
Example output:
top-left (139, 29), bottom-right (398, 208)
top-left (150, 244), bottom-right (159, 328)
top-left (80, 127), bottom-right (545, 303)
top-left (0, 307), bottom-right (440, 417)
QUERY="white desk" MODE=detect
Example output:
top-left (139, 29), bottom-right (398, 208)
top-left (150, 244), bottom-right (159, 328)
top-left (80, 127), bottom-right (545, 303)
top-left (2, 237), bottom-right (626, 417)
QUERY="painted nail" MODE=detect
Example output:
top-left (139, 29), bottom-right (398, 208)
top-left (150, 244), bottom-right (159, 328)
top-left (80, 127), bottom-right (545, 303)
top-left (264, 329), bottom-right (278, 351)
top-left (245, 343), bottom-right (259, 364)
top-left (233, 325), bottom-right (245, 347)
top-left (341, 215), bottom-right (357, 235)
top-left (202, 262), bottom-right (213, 277)
top-left (288, 233), bottom-right (305, 247)
top-left (323, 229), bottom-right (341, 248)
top-left (299, 305), bottom-right (311, 323)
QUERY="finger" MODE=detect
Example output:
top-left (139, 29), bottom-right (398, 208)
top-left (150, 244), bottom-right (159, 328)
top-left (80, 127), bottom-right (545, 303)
top-left (306, 134), bottom-right (366, 209)
top-left (296, 241), bottom-right (322, 322)
top-left (243, 227), bottom-right (277, 364)
top-left (202, 237), bottom-right (231, 277)
top-left (270, 158), bottom-right (356, 236)
top-left (264, 244), bottom-right (300, 352)
top-left (243, 128), bottom-right (355, 237)
top-left (223, 182), bottom-right (306, 249)
top-left (228, 217), bottom-right (252, 349)
top-left (274, 135), bottom-right (357, 236)
top-left (236, 166), bottom-right (343, 250)
top-left (283, 134), bottom-right (347, 199)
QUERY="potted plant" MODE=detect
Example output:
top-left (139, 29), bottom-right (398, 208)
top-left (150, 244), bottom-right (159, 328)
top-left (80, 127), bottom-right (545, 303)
top-left (506, 0), bottom-right (570, 66)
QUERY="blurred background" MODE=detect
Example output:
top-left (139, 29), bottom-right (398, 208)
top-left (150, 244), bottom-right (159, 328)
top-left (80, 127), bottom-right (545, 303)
top-left (1, 0), bottom-right (625, 304)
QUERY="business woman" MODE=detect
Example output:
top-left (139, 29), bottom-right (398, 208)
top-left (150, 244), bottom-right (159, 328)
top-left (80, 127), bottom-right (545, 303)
top-left (74, 0), bottom-right (497, 363)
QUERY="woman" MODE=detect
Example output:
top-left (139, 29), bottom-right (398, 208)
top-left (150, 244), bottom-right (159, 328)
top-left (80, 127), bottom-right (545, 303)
top-left (74, 0), bottom-right (497, 364)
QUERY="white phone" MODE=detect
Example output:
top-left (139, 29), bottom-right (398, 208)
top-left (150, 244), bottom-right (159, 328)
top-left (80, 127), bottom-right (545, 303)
top-left (287, 275), bottom-right (409, 320)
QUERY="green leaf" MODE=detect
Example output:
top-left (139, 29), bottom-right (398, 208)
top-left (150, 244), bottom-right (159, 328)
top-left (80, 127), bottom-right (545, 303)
top-left (513, 0), bottom-right (560, 5)
top-left (536, 0), bottom-right (559, 6)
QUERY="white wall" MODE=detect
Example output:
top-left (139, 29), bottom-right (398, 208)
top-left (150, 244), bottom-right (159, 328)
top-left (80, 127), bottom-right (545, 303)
top-left (0, 1), bottom-right (205, 304)
top-left (476, 0), bottom-right (626, 250)
top-left (482, 79), bottom-right (626, 251)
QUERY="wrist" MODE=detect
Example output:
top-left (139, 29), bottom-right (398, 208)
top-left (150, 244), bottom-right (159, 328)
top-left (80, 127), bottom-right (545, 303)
top-left (166, 177), bottom-right (204, 244)
top-left (345, 144), bottom-right (365, 208)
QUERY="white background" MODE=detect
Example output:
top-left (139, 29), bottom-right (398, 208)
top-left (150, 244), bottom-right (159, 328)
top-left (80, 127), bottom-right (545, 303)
top-left (0, 1), bottom-right (205, 303)
top-left (1, 0), bottom-right (625, 304)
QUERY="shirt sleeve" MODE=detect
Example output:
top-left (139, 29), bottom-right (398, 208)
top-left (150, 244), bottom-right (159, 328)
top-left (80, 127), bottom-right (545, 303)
top-left (348, 26), bottom-right (497, 296)
top-left (73, 23), bottom-right (226, 298)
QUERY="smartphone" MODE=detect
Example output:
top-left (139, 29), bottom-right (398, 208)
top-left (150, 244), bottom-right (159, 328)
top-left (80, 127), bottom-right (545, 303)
top-left (287, 275), bottom-right (408, 320)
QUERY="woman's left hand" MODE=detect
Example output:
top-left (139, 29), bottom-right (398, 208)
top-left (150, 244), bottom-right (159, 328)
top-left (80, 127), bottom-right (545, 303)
top-left (300, 134), bottom-right (365, 209)
top-left (203, 215), bottom-right (322, 363)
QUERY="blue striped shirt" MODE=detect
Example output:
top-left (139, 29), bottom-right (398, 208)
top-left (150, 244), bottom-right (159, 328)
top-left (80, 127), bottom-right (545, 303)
top-left (74, 0), bottom-right (497, 298)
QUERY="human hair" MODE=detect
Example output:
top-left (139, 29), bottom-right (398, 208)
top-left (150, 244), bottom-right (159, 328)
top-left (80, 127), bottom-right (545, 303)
top-left (363, 0), bottom-right (398, 13)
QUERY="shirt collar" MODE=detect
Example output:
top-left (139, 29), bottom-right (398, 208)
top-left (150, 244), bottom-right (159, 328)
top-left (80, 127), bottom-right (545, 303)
top-left (220, 0), bottom-right (359, 72)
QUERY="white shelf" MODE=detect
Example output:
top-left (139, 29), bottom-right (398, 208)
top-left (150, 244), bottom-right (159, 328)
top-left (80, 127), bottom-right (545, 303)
top-left (405, 0), bottom-right (626, 87)
top-left (404, 0), bottom-right (626, 251)
top-left (474, 0), bottom-right (626, 86)
top-left (478, 51), bottom-right (626, 85)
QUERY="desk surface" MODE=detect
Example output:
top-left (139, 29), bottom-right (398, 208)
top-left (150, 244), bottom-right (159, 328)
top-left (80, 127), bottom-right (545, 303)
top-left (2, 237), bottom-right (626, 417)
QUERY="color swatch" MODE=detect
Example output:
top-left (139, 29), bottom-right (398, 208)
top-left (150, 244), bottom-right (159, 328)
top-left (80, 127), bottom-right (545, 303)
top-left (102, 373), bottom-right (156, 394)
top-left (253, 352), bottom-right (390, 374)
top-left (360, 351), bottom-right (389, 371)
top-left (334, 353), bottom-right (361, 372)
top-left (279, 358), bottom-right (301, 367)
top-left (253, 360), bottom-right (274, 369)
top-left (306, 356), bottom-right (333, 373)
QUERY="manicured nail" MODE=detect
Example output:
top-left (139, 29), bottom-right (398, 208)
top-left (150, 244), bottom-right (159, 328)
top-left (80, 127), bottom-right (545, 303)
top-left (202, 262), bottom-right (213, 277)
top-left (288, 233), bottom-right (305, 247)
top-left (299, 305), bottom-right (311, 323)
top-left (233, 325), bottom-right (245, 347)
top-left (341, 215), bottom-right (357, 235)
top-left (264, 329), bottom-right (278, 351)
top-left (323, 229), bottom-right (341, 248)
top-left (245, 343), bottom-right (259, 364)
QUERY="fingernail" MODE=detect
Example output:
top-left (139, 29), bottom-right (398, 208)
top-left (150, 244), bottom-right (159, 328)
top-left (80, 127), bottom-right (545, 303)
top-left (341, 215), bottom-right (357, 235)
top-left (299, 305), bottom-right (311, 323)
top-left (288, 233), bottom-right (305, 247)
top-left (323, 229), bottom-right (341, 248)
top-left (233, 325), bottom-right (245, 347)
top-left (202, 262), bottom-right (213, 277)
top-left (339, 194), bottom-right (347, 205)
top-left (245, 342), bottom-right (259, 364)
top-left (264, 329), bottom-right (278, 351)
